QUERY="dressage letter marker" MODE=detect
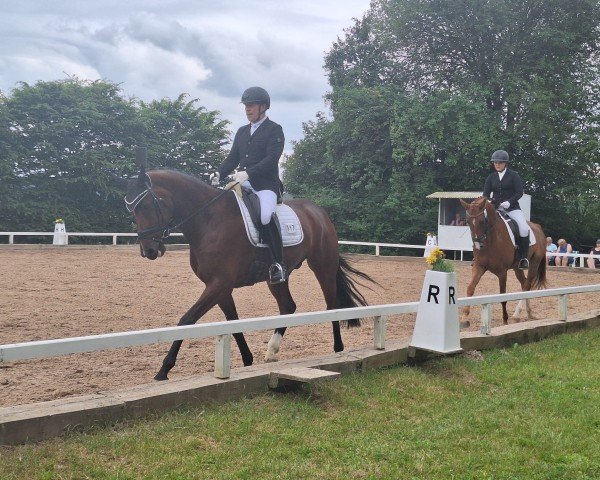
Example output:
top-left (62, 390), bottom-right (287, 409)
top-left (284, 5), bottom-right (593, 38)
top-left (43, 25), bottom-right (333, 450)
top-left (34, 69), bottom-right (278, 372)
top-left (410, 270), bottom-right (462, 354)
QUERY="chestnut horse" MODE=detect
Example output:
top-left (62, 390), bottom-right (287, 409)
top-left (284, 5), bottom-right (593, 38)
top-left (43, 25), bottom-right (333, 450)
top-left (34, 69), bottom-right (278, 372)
top-left (460, 197), bottom-right (547, 325)
top-left (125, 164), bottom-right (373, 381)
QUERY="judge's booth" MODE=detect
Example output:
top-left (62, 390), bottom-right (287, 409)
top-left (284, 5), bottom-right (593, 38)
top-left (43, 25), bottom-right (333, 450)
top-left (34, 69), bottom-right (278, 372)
top-left (426, 192), bottom-right (531, 259)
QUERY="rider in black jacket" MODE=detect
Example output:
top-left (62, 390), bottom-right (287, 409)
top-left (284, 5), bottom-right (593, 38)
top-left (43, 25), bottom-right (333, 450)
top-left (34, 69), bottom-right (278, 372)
top-left (483, 150), bottom-right (530, 269)
top-left (211, 87), bottom-right (287, 283)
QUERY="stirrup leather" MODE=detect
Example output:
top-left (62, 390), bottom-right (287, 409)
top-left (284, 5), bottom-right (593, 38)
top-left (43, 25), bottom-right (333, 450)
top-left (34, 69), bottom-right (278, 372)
top-left (269, 262), bottom-right (287, 284)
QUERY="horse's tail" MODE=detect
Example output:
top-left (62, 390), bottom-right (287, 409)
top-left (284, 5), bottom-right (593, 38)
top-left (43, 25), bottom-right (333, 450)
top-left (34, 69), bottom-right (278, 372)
top-left (336, 255), bottom-right (377, 327)
top-left (530, 251), bottom-right (548, 290)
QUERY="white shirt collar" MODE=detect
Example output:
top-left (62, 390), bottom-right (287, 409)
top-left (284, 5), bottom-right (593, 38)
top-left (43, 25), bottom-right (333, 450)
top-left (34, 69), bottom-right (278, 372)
top-left (250, 116), bottom-right (268, 135)
top-left (497, 169), bottom-right (507, 181)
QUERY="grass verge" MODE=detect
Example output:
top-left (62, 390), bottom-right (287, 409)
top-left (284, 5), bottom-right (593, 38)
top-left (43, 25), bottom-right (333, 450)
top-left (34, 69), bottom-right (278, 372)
top-left (1, 328), bottom-right (599, 479)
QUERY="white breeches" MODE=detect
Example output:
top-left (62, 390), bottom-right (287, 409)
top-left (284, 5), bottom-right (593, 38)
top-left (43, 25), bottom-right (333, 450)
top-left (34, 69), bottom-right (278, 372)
top-left (242, 181), bottom-right (277, 225)
top-left (506, 209), bottom-right (529, 236)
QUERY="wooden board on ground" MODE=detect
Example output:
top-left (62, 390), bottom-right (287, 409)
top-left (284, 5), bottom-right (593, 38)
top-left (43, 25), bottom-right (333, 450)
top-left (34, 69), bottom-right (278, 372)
top-left (268, 366), bottom-right (340, 389)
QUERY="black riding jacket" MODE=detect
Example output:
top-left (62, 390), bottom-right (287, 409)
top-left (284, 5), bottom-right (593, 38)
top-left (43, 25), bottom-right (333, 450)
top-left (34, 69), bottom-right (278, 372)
top-left (217, 118), bottom-right (284, 194)
top-left (482, 168), bottom-right (524, 211)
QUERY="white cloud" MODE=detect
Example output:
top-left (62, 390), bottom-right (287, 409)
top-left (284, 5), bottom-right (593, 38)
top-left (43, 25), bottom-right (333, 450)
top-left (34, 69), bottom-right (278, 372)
top-left (0, 0), bottom-right (371, 150)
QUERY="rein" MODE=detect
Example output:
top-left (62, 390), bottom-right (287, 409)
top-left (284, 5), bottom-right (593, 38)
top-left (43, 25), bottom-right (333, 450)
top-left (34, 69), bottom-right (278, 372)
top-left (126, 175), bottom-right (237, 242)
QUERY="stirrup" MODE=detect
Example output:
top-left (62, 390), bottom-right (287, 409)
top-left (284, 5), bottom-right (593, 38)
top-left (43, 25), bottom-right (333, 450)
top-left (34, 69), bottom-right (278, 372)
top-left (269, 263), bottom-right (287, 284)
top-left (518, 258), bottom-right (529, 270)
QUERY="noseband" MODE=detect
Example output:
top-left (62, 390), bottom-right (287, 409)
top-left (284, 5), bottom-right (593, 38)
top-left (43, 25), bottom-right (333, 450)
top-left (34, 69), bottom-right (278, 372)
top-left (466, 207), bottom-right (491, 245)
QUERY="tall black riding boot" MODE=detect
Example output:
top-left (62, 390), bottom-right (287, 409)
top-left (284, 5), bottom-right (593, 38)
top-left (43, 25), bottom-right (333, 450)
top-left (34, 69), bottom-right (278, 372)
top-left (261, 214), bottom-right (287, 284)
top-left (518, 235), bottom-right (530, 270)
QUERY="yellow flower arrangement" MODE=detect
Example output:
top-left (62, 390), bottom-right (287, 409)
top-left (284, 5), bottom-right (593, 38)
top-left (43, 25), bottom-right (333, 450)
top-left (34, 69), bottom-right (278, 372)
top-left (55, 218), bottom-right (64, 224)
top-left (425, 247), bottom-right (455, 272)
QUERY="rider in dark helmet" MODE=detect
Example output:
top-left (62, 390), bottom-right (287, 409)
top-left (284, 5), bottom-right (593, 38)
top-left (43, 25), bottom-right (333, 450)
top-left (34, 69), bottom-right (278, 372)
top-left (210, 87), bottom-right (287, 284)
top-left (483, 150), bottom-right (531, 269)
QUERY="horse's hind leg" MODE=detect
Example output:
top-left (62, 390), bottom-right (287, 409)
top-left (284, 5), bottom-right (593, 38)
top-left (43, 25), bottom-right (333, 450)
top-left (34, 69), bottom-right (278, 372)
top-left (308, 256), bottom-right (344, 353)
top-left (218, 294), bottom-right (253, 366)
top-left (512, 268), bottom-right (534, 320)
top-left (265, 282), bottom-right (297, 362)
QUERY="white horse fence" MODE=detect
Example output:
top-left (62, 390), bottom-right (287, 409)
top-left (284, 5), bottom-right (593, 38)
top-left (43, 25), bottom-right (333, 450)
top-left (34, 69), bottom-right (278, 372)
top-left (1, 283), bottom-right (598, 379)
top-left (2, 232), bottom-right (599, 267)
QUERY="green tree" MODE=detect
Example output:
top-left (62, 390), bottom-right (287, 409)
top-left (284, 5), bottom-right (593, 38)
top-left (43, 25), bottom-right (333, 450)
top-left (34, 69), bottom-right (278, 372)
top-left (287, 0), bottom-right (600, 248)
top-left (137, 94), bottom-right (229, 181)
top-left (0, 79), bottom-right (230, 233)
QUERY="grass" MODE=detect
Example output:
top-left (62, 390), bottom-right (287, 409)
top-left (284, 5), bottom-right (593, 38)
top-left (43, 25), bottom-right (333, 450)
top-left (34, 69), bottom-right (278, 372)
top-left (1, 328), bottom-right (599, 479)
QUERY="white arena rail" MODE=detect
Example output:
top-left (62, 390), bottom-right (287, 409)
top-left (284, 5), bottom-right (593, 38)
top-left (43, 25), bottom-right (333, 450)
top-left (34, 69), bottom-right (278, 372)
top-left (2, 232), bottom-right (598, 267)
top-left (1, 284), bottom-right (598, 379)
top-left (0, 232), bottom-right (185, 245)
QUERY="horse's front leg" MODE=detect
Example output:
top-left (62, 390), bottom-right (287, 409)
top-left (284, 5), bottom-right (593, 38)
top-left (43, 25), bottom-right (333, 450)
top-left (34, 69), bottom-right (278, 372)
top-left (460, 264), bottom-right (486, 328)
top-left (265, 282), bottom-right (297, 362)
top-left (218, 294), bottom-right (253, 366)
top-left (154, 285), bottom-right (223, 381)
top-left (497, 271), bottom-right (509, 324)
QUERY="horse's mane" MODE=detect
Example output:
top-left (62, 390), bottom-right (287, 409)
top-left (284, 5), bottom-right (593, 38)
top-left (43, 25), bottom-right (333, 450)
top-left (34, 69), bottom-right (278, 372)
top-left (150, 168), bottom-right (209, 187)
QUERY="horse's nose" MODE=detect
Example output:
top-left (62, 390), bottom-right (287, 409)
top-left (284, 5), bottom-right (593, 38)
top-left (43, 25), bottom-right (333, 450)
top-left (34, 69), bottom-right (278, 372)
top-left (145, 248), bottom-right (159, 260)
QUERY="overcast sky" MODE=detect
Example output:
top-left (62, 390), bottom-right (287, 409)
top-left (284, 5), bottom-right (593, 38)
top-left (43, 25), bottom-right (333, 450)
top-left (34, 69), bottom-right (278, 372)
top-left (0, 0), bottom-right (372, 152)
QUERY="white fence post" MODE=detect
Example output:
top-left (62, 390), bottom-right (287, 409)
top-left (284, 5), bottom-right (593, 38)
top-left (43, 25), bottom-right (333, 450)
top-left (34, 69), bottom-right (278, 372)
top-left (558, 295), bottom-right (568, 321)
top-left (373, 315), bottom-right (387, 350)
top-left (480, 304), bottom-right (492, 335)
top-left (214, 334), bottom-right (231, 379)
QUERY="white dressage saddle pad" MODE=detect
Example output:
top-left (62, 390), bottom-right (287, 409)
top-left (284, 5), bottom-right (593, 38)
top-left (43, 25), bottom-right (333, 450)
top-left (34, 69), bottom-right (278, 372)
top-left (498, 214), bottom-right (536, 247)
top-left (232, 192), bottom-right (304, 247)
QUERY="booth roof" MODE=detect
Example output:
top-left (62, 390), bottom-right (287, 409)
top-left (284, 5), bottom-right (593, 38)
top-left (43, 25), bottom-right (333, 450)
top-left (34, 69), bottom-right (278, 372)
top-left (426, 192), bottom-right (483, 199)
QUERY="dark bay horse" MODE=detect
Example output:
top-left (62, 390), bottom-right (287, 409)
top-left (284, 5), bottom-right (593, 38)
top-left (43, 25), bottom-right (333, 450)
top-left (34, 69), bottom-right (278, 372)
top-left (460, 197), bottom-right (547, 324)
top-left (125, 166), bottom-right (373, 380)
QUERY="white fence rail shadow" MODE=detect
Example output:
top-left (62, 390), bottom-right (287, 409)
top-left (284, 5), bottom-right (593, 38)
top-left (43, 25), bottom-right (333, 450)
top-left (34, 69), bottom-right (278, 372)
top-left (1, 284), bottom-right (598, 379)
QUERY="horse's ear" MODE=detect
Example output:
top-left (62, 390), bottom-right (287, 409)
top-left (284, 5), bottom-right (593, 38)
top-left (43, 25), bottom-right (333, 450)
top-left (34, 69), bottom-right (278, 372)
top-left (135, 146), bottom-right (147, 186)
top-left (135, 146), bottom-right (147, 174)
top-left (459, 199), bottom-right (469, 209)
top-left (110, 173), bottom-right (129, 190)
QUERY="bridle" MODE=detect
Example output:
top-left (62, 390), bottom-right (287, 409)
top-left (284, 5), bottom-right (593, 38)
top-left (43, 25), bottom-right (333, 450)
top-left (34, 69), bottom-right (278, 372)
top-left (466, 205), bottom-right (492, 246)
top-left (125, 174), bottom-right (174, 243)
top-left (125, 173), bottom-right (234, 244)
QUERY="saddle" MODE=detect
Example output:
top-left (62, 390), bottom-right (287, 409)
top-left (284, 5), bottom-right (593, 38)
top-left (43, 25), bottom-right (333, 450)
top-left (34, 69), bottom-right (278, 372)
top-left (227, 184), bottom-right (303, 248)
top-left (496, 209), bottom-right (536, 247)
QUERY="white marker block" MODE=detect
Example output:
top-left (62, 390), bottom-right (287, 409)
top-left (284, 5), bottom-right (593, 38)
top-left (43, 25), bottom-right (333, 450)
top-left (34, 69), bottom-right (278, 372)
top-left (410, 270), bottom-right (462, 354)
top-left (53, 221), bottom-right (67, 245)
top-left (423, 234), bottom-right (438, 257)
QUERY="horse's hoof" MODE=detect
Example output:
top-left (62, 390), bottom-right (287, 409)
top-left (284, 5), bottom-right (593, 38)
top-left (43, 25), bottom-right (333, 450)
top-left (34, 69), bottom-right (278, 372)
top-left (334, 344), bottom-right (344, 353)
top-left (154, 372), bottom-right (168, 381)
top-left (459, 320), bottom-right (470, 329)
top-left (264, 356), bottom-right (278, 363)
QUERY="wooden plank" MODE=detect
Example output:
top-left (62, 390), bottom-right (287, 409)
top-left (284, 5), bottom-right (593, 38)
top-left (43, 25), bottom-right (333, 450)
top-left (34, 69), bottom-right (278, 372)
top-left (268, 367), bottom-right (340, 389)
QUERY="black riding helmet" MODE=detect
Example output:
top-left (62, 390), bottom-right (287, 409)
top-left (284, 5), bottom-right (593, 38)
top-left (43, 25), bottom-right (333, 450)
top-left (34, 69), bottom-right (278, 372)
top-left (491, 150), bottom-right (510, 163)
top-left (241, 86), bottom-right (270, 108)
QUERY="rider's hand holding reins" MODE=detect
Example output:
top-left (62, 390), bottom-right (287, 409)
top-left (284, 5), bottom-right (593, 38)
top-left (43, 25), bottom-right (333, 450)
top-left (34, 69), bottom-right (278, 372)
top-left (500, 201), bottom-right (510, 209)
top-left (210, 172), bottom-right (220, 186)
